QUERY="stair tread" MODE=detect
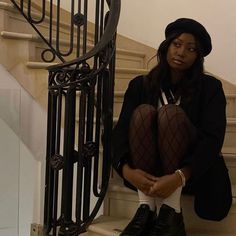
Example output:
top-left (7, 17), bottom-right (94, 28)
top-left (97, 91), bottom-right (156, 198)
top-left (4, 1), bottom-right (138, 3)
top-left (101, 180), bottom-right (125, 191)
top-left (109, 179), bottom-right (236, 197)
top-left (88, 215), bottom-right (125, 236)
top-left (222, 146), bottom-right (236, 155)
top-left (0, 1), bottom-right (14, 10)
top-left (25, 61), bottom-right (150, 73)
top-left (227, 117), bottom-right (236, 124)
top-left (88, 212), bottom-right (236, 236)
top-left (0, 2), bottom-right (81, 31)
top-left (1, 30), bottom-right (147, 58)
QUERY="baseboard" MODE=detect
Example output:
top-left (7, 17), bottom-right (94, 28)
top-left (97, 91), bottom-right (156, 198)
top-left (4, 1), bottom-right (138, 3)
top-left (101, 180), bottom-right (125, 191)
top-left (30, 223), bottom-right (43, 236)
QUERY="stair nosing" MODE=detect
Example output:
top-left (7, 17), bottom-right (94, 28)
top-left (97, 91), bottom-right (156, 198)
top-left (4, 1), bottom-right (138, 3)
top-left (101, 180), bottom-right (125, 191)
top-left (227, 117), bottom-right (236, 125)
top-left (1, 31), bottom-right (146, 59)
top-left (0, 2), bottom-right (14, 10)
top-left (0, 2), bottom-right (94, 36)
top-left (108, 181), bottom-right (236, 197)
top-left (26, 61), bottom-right (149, 72)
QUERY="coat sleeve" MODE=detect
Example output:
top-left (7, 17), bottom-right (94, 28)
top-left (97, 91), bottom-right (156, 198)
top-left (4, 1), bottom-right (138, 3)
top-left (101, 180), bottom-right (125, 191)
top-left (184, 77), bottom-right (227, 180)
top-left (111, 76), bottom-right (143, 177)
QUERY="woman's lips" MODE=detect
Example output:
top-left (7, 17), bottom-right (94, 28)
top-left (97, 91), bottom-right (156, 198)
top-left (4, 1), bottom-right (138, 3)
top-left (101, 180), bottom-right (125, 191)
top-left (173, 58), bottom-right (184, 65)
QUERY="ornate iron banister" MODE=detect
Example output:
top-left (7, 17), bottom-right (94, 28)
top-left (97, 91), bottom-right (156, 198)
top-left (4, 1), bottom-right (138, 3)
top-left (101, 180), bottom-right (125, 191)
top-left (48, 0), bottom-right (121, 70)
top-left (10, 0), bottom-right (120, 235)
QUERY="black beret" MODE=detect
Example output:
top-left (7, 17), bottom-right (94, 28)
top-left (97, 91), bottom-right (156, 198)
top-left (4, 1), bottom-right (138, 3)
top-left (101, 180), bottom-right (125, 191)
top-left (165, 18), bottom-right (212, 57)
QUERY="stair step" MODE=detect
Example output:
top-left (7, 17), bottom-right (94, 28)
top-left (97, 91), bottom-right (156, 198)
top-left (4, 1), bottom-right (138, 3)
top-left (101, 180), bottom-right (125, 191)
top-left (0, 1), bottom-right (94, 45)
top-left (26, 61), bottom-right (56, 69)
top-left (22, 62), bottom-right (236, 96)
top-left (26, 61), bottom-right (149, 73)
top-left (0, 1), bottom-right (14, 11)
top-left (222, 147), bottom-right (236, 155)
top-left (88, 193), bottom-right (236, 236)
top-left (224, 118), bottom-right (236, 151)
top-left (1, 31), bottom-right (147, 68)
top-left (25, 62), bottom-right (149, 92)
top-left (226, 95), bottom-right (236, 118)
top-left (113, 92), bottom-right (236, 118)
top-left (87, 213), bottom-right (236, 236)
top-left (106, 181), bottom-right (236, 216)
top-left (87, 216), bottom-right (125, 236)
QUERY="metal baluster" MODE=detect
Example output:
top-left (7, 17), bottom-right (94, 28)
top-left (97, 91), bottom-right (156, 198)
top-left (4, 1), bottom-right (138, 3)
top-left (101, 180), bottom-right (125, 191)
top-left (44, 81), bottom-right (58, 234)
top-left (75, 89), bottom-right (86, 225)
top-left (59, 78), bottom-right (76, 234)
top-left (28, 0), bottom-right (45, 24)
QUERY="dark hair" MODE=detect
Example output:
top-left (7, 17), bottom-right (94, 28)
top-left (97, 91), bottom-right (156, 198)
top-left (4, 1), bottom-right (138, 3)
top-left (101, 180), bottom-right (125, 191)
top-left (145, 32), bottom-right (204, 106)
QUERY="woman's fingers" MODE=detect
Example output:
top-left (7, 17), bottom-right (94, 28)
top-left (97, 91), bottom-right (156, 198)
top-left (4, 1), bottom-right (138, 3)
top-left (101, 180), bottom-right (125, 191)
top-left (136, 169), bottom-right (158, 181)
top-left (148, 174), bottom-right (180, 198)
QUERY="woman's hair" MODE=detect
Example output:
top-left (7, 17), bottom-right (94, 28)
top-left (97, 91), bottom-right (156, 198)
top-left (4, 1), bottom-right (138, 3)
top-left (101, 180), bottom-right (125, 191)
top-left (145, 32), bottom-right (205, 106)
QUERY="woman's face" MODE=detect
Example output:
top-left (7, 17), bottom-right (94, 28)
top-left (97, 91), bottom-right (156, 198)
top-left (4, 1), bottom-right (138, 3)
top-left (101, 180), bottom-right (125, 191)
top-left (166, 33), bottom-right (198, 71)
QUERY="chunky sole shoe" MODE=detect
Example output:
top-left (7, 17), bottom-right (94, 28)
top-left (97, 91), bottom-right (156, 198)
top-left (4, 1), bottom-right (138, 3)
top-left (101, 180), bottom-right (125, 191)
top-left (147, 204), bottom-right (186, 236)
top-left (120, 204), bottom-right (156, 236)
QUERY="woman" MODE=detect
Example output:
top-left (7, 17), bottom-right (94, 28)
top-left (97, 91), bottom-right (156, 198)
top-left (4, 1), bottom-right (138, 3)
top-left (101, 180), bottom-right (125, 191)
top-left (112, 18), bottom-right (232, 236)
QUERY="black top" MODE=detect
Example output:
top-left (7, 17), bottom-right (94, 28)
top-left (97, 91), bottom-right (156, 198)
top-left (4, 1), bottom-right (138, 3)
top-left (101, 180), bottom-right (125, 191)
top-left (111, 74), bottom-right (232, 221)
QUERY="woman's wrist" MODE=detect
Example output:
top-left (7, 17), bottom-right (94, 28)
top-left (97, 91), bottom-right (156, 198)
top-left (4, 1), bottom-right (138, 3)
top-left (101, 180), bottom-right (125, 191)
top-left (175, 169), bottom-right (186, 187)
top-left (174, 166), bottom-right (191, 187)
top-left (122, 163), bottom-right (132, 181)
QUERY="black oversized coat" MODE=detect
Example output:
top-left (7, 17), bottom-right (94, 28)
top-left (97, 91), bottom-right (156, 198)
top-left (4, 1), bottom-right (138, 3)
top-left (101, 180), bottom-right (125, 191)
top-left (112, 74), bottom-right (232, 221)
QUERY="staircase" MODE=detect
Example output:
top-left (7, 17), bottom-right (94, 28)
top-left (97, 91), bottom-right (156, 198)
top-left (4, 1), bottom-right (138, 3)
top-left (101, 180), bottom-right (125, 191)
top-left (0, 1), bottom-right (236, 235)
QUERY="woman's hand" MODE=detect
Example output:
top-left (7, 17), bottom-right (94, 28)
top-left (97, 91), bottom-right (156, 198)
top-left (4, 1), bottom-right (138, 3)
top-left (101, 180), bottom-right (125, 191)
top-left (122, 164), bottom-right (157, 195)
top-left (148, 173), bottom-right (182, 198)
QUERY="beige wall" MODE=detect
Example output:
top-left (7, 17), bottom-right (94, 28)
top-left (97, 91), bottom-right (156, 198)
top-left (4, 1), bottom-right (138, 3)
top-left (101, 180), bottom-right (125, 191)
top-left (61, 0), bottom-right (236, 85)
top-left (117, 0), bottom-right (236, 85)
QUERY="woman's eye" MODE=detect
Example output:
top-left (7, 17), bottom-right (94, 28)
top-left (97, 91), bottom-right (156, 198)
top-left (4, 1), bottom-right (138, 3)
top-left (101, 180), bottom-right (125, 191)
top-left (173, 41), bottom-right (181, 47)
top-left (189, 47), bottom-right (196, 52)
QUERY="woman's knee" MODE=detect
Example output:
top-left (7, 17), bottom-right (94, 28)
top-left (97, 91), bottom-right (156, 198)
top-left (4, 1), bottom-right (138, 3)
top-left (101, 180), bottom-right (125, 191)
top-left (158, 104), bottom-right (187, 128)
top-left (130, 104), bottom-right (157, 125)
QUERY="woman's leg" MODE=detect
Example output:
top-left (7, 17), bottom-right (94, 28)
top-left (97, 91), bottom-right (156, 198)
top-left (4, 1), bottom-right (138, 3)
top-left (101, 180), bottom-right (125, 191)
top-left (120, 104), bottom-right (159, 236)
top-left (129, 104), bottom-right (159, 175)
top-left (129, 104), bottom-right (159, 210)
top-left (157, 104), bottom-right (197, 174)
top-left (147, 104), bottom-right (196, 236)
top-left (157, 104), bottom-right (197, 212)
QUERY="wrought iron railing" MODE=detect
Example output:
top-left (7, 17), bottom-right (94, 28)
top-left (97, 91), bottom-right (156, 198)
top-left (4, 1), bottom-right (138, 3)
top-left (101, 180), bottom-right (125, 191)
top-left (10, 0), bottom-right (120, 235)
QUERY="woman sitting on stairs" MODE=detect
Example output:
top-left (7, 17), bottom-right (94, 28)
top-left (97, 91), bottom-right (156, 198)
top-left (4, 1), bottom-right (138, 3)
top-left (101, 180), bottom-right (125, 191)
top-left (112, 18), bottom-right (232, 236)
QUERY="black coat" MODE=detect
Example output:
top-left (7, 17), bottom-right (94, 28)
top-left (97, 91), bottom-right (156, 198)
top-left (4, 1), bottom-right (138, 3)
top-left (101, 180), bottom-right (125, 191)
top-left (112, 74), bottom-right (232, 221)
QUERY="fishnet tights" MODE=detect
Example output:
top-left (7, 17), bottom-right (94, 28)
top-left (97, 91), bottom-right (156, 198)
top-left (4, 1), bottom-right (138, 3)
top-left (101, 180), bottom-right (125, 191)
top-left (129, 104), bottom-right (196, 175)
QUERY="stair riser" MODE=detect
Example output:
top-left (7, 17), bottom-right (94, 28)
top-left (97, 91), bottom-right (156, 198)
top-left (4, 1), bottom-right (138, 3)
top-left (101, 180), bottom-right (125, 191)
top-left (227, 96), bottom-right (236, 118)
top-left (2, 6), bottom-right (94, 44)
top-left (224, 123), bottom-right (236, 149)
top-left (113, 95), bottom-right (236, 119)
top-left (226, 156), bottom-right (236, 185)
top-left (34, 44), bottom-right (146, 69)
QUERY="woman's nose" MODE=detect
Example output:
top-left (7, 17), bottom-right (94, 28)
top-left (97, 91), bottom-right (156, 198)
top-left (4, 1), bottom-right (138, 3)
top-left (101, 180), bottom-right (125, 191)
top-left (176, 46), bottom-right (186, 57)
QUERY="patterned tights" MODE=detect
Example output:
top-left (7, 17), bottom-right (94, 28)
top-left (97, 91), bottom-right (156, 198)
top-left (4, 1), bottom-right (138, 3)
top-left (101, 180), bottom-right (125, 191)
top-left (129, 104), bottom-right (197, 176)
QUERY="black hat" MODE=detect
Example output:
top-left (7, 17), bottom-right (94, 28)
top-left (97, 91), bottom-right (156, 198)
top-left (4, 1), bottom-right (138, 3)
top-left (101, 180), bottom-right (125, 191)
top-left (165, 18), bottom-right (212, 56)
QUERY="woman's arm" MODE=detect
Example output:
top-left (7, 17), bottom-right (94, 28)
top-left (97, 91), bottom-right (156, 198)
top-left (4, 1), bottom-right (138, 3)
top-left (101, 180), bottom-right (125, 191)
top-left (185, 77), bottom-right (227, 180)
top-left (112, 76), bottom-right (144, 178)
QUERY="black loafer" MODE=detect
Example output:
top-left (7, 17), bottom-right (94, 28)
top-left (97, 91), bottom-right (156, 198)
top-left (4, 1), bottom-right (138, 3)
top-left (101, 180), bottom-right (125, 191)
top-left (120, 204), bottom-right (156, 236)
top-left (148, 204), bottom-right (186, 236)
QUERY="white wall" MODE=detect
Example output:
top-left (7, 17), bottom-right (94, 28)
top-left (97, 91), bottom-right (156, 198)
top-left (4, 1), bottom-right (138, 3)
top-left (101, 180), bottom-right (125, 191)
top-left (61, 0), bottom-right (236, 85)
top-left (0, 64), bottom-right (46, 236)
